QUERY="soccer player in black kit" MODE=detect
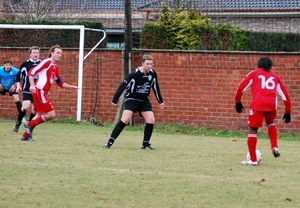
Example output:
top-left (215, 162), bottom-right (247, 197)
top-left (13, 46), bottom-right (41, 132)
top-left (104, 54), bottom-right (165, 150)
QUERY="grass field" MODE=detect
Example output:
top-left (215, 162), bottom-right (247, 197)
top-left (1, 119), bottom-right (300, 208)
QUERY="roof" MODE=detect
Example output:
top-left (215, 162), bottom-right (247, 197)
top-left (4, 0), bottom-right (300, 12)
top-left (52, 0), bottom-right (300, 11)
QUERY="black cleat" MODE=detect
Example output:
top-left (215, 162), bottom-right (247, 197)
top-left (104, 142), bottom-right (112, 149)
top-left (141, 144), bottom-right (155, 150)
top-left (272, 147), bottom-right (280, 158)
top-left (13, 121), bottom-right (22, 132)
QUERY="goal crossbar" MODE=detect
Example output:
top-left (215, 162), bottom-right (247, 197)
top-left (0, 24), bottom-right (101, 121)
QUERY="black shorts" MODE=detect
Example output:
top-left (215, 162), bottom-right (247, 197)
top-left (22, 92), bottom-right (33, 102)
top-left (124, 99), bottom-right (153, 113)
top-left (0, 89), bottom-right (18, 96)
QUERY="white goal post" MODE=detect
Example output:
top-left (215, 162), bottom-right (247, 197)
top-left (0, 24), bottom-right (106, 121)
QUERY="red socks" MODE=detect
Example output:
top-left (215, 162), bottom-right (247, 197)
top-left (247, 133), bottom-right (258, 162)
top-left (28, 115), bottom-right (46, 129)
top-left (268, 124), bottom-right (278, 149)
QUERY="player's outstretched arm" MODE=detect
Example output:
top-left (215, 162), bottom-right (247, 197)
top-left (62, 83), bottom-right (79, 91)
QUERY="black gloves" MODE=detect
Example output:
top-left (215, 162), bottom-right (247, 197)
top-left (282, 113), bottom-right (291, 124)
top-left (235, 102), bottom-right (244, 113)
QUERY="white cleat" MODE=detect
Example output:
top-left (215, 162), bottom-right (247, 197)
top-left (241, 160), bottom-right (258, 166)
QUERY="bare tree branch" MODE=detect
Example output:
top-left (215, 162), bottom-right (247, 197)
top-left (0, 0), bottom-right (90, 20)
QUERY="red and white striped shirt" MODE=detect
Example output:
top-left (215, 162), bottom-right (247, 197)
top-left (28, 58), bottom-right (62, 92)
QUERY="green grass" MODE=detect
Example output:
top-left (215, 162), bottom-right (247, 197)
top-left (46, 118), bottom-right (300, 141)
top-left (1, 118), bottom-right (300, 208)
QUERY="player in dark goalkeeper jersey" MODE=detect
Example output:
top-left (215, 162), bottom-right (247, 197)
top-left (13, 46), bottom-right (41, 132)
top-left (104, 54), bottom-right (165, 150)
top-left (235, 57), bottom-right (291, 166)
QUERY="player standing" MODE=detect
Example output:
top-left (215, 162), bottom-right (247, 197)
top-left (13, 46), bottom-right (41, 132)
top-left (104, 54), bottom-right (164, 150)
top-left (21, 45), bottom-right (79, 141)
top-left (235, 57), bottom-right (291, 166)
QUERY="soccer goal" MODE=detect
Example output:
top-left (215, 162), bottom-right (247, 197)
top-left (0, 24), bottom-right (106, 121)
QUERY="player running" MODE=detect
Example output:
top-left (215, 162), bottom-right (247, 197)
top-left (21, 45), bottom-right (79, 141)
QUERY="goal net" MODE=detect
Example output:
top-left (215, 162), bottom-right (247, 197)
top-left (0, 24), bottom-right (106, 121)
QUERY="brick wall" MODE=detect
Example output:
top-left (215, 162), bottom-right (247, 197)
top-left (1, 48), bottom-right (300, 134)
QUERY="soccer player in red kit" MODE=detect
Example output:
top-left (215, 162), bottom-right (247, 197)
top-left (21, 45), bottom-right (79, 141)
top-left (235, 57), bottom-right (291, 166)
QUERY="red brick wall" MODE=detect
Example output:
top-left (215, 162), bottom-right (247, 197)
top-left (1, 48), bottom-right (299, 134)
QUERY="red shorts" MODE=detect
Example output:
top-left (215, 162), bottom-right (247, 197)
top-left (248, 110), bottom-right (277, 128)
top-left (32, 89), bottom-right (54, 113)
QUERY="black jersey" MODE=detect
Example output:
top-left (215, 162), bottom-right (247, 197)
top-left (17, 59), bottom-right (41, 93)
top-left (112, 67), bottom-right (163, 104)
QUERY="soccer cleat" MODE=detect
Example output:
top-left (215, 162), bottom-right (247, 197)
top-left (13, 121), bottom-right (22, 132)
top-left (241, 160), bottom-right (258, 166)
top-left (141, 144), bottom-right (155, 150)
top-left (20, 136), bottom-right (28, 141)
top-left (24, 122), bottom-right (33, 140)
top-left (20, 136), bottom-right (35, 142)
top-left (272, 147), bottom-right (280, 158)
top-left (22, 117), bottom-right (26, 123)
top-left (103, 142), bottom-right (112, 149)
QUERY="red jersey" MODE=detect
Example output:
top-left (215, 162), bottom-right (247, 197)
top-left (28, 58), bottom-right (62, 92)
top-left (235, 68), bottom-right (291, 113)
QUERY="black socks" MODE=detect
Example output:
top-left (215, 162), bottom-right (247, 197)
top-left (15, 101), bottom-right (22, 113)
top-left (109, 121), bottom-right (126, 143)
top-left (143, 123), bottom-right (154, 146)
top-left (29, 113), bottom-right (36, 121)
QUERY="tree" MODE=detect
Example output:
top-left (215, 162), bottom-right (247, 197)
top-left (0, 0), bottom-right (89, 20)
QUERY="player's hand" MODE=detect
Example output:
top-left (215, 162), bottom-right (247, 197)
top-left (16, 86), bottom-right (22, 93)
top-left (159, 103), bottom-right (165, 109)
top-left (29, 85), bottom-right (36, 94)
top-left (111, 102), bottom-right (117, 106)
top-left (71, 85), bottom-right (79, 91)
top-left (282, 113), bottom-right (291, 124)
top-left (235, 102), bottom-right (244, 113)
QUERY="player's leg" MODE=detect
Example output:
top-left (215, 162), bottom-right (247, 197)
top-left (104, 101), bottom-right (138, 149)
top-left (265, 110), bottom-right (280, 158)
top-left (29, 103), bottom-right (36, 121)
top-left (21, 113), bottom-right (39, 141)
top-left (23, 89), bottom-right (54, 141)
top-left (241, 110), bottom-right (263, 165)
top-left (0, 84), bottom-right (4, 92)
top-left (10, 86), bottom-right (22, 114)
top-left (11, 92), bottom-right (22, 132)
top-left (140, 101), bottom-right (155, 150)
top-left (140, 111), bottom-right (155, 150)
top-left (26, 105), bottom-right (55, 129)
top-left (104, 109), bottom-right (134, 149)
top-left (247, 126), bottom-right (258, 162)
top-left (13, 93), bottom-right (32, 132)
